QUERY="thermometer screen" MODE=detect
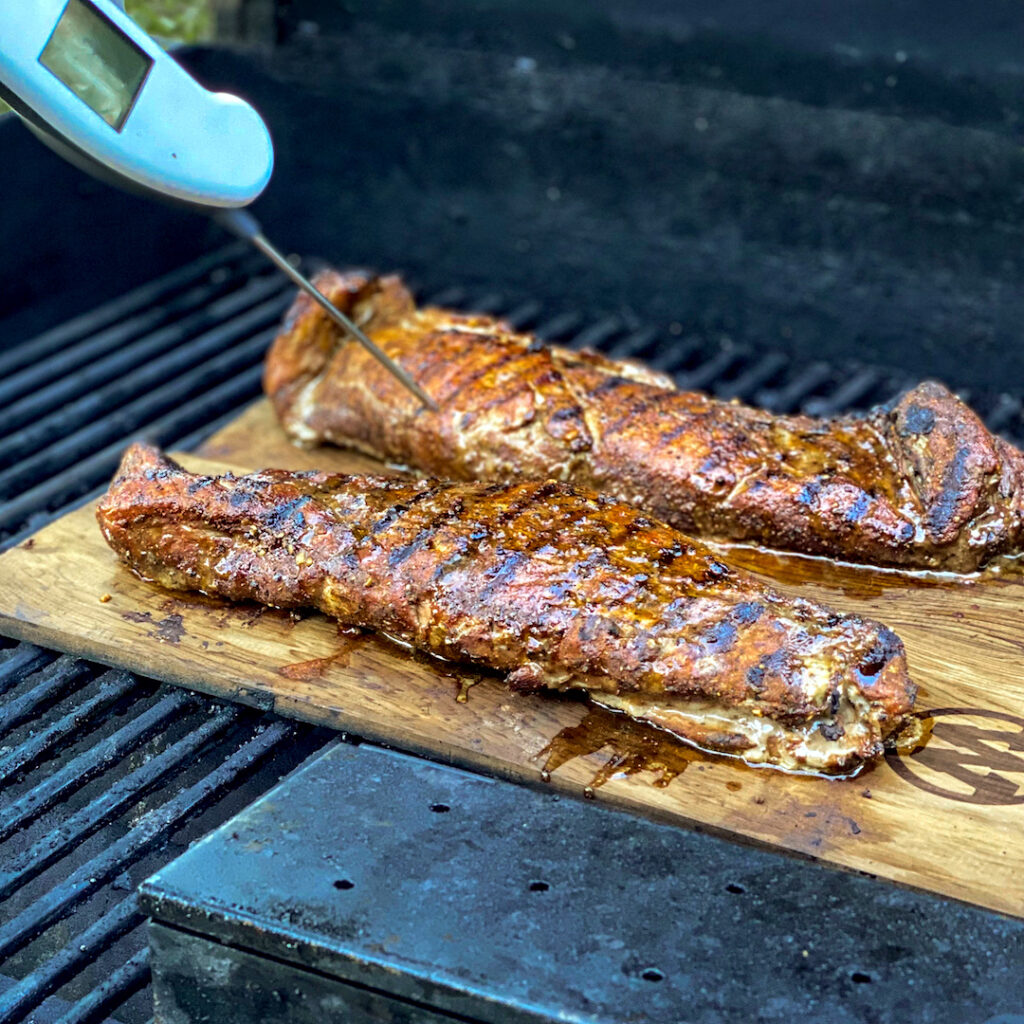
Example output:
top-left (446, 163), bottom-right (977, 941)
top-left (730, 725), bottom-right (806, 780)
top-left (39, 0), bottom-right (153, 131)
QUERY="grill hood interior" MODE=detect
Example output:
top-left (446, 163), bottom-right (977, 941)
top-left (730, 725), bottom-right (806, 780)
top-left (3, 0), bottom-right (1024, 394)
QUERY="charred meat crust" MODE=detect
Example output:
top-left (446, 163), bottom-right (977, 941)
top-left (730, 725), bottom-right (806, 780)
top-left (264, 271), bottom-right (1024, 572)
top-left (97, 444), bottom-right (915, 773)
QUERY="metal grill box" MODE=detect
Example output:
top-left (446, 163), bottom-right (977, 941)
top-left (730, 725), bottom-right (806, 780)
top-left (139, 742), bottom-right (1024, 1024)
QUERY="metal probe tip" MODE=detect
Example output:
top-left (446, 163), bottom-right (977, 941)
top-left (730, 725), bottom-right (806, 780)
top-left (213, 208), bottom-right (438, 411)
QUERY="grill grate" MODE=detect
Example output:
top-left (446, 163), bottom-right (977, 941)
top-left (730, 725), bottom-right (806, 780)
top-left (0, 245), bottom-right (293, 549)
top-left (0, 638), bottom-right (331, 1024)
top-left (3, 247), bottom-right (1024, 1022)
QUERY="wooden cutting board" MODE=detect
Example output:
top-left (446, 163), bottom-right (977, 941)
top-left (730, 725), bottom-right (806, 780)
top-left (1, 398), bottom-right (1023, 919)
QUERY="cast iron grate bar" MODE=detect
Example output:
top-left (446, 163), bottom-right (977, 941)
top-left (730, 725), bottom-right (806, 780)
top-left (534, 310), bottom-right (584, 341)
top-left (0, 704), bottom-right (239, 903)
top-left (0, 312), bottom-right (280, 499)
top-left (0, 644), bottom-right (55, 698)
top-left (803, 367), bottom-right (888, 417)
top-left (607, 326), bottom-right (659, 360)
top-left (425, 286), bottom-right (466, 306)
top-left (677, 347), bottom-right (744, 391)
top-left (0, 718), bottom-right (292, 962)
top-left (470, 292), bottom-right (506, 315)
top-left (503, 299), bottom-right (543, 330)
top-left (53, 948), bottom-right (151, 1024)
top-left (0, 245), bottom-right (297, 547)
top-left (0, 242), bottom-right (249, 378)
top-left (0, 657), bottom-right (96, 740)
top-left (572, 317), bottom-right (625, 350)
top-left (0, 336), bottom-right (272, 529)
top-left (717, 352), bottom-right (789, 401)
top-left (0, 898), bottom-right (145, 1024)
top-left (0, 361), bottom-right (267, 544)
top-left (0, 255), bottom-right (267, 410)
top-left (0, 670), bottom-right (140, 786)
top-left (0, 688), bottom-right (195, 845)
top-left (0, 280), bottom-right (289, 467)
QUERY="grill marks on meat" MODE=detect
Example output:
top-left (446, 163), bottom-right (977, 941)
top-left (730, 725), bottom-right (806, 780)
top-left (264, 271), bottom-right (1024, 571)
top-left (97, 445), bottom-right (916, 774)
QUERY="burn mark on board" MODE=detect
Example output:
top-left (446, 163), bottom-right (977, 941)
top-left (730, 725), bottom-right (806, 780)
top-left (121, 610), bottom-right (186, 644)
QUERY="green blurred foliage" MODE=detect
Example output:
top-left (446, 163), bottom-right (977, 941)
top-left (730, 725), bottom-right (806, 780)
top-left (124, 0), bottom-right (214, 43)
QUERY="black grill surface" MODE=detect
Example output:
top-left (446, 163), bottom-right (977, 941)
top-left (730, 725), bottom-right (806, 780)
top-left (3, 248), bottom-right (1024, 1022)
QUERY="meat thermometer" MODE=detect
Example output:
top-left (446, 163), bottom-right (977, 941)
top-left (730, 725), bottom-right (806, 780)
top-left (0, 0), bottom-right (436, 409)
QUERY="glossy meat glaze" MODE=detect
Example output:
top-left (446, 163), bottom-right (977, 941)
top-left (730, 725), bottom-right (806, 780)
top-left (97, 445), bottom-right (915, 773)
top-left (265, 272), bottom-right (1024, 572)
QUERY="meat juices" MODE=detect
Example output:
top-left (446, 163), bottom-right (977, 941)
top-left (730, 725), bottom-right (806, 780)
top-left (97, 444), bottom-right (915, 774)
top-left (265, 271), bottom-right (1024, 572)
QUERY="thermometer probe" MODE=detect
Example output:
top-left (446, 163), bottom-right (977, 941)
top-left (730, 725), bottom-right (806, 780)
top-left (0, 0), bottom-right (437, 410)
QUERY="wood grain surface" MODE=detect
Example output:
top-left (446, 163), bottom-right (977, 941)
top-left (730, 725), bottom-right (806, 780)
top-left (1, 397), bottom-right (1023, 919)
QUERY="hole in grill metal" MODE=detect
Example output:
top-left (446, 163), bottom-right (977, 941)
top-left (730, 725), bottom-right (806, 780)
top-left (725, 883), bottom-right (746, 894)
top-left (641, 968), bottom-right (664, 982)
top-left (333, 879), bottom-right (355, 890)
top-left (529, 880), bottom-right (550, 892)
top-left (429, 803), bottom-right (451, 813)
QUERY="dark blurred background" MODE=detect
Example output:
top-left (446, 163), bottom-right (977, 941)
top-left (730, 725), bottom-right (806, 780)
top-left (3, 0), bottom-right (1024, 391)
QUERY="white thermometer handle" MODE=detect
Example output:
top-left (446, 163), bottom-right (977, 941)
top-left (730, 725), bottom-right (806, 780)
top-left (0, 0), bottom-right (273, 207)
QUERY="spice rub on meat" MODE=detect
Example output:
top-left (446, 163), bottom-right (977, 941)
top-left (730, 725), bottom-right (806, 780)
top-left (97, 444), bottom-right (916, 775)
top-left (265, 271), bottom-right (1024, 572)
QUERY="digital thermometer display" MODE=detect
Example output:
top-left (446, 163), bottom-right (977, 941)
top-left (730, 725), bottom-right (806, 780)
top-left (39, 0), bottom-right (152, 130)
top-left (1, 0), bottom-right (432, 405)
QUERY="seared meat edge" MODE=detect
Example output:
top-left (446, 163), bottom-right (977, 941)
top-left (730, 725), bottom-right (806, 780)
top-left (96, 444), bottom-right (916, 775)
top-left (264, 271), bottom-right (1024, 572)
